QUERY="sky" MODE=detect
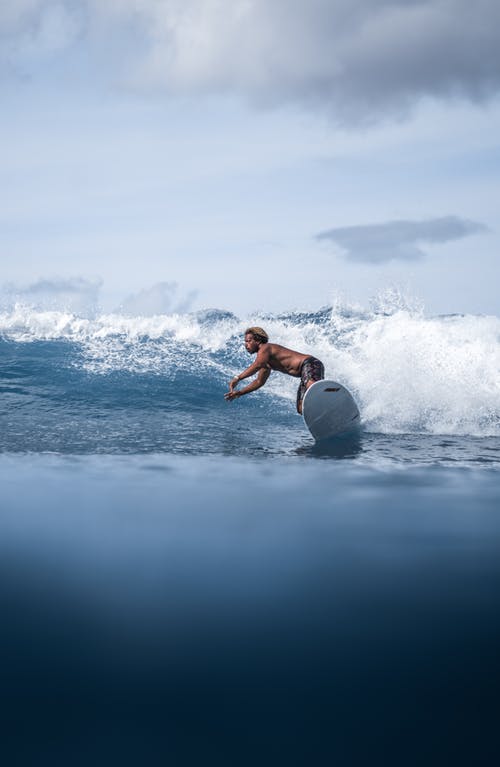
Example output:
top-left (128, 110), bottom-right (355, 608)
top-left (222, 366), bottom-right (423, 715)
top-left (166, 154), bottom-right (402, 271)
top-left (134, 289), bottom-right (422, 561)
top-left (1, 0), bottom-right (499, 316)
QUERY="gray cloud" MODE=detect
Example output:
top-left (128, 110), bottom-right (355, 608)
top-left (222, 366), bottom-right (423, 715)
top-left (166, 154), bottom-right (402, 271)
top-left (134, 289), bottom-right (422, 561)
top-left (316, 216), bottom-right (488, 263)
top-left (2, 1), bottom-right (500, 123)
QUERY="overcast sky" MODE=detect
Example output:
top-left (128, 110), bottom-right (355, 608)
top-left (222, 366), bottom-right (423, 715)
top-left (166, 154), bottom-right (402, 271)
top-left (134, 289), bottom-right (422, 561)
top-left (1, 0), bottom-right (499, 315)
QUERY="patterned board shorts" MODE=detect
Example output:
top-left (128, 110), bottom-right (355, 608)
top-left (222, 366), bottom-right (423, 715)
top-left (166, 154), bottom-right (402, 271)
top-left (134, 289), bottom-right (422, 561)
top-left (296, 356), bottom-right (325, 410)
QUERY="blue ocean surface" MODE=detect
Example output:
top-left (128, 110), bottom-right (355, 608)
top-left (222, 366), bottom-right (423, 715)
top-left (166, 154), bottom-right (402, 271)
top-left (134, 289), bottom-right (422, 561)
top-left (1, 302), bottom-right (500, 765)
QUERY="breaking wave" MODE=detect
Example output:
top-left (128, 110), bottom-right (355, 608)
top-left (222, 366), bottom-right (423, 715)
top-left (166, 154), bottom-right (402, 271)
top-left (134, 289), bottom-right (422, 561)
top-left (1, 300), bottom-right (499, 437)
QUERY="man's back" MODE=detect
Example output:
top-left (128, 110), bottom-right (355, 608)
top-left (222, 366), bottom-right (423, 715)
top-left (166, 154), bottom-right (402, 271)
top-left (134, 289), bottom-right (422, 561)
top-left (260, 343), bottom-right (310, 377)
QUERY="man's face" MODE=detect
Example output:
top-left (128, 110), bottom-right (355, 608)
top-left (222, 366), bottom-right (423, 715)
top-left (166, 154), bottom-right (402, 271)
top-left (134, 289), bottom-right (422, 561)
top-left (244, 333), bottom-right (259, 354)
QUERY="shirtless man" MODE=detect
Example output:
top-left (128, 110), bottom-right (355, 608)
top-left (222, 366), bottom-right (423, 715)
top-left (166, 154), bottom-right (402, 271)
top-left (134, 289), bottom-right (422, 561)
top-left (224, 326), bottom-right (325, 414)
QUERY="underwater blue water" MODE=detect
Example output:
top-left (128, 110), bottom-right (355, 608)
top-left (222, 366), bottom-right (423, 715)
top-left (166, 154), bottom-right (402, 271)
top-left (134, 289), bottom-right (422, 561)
top-left (1, 303), bottom-right (500, 764)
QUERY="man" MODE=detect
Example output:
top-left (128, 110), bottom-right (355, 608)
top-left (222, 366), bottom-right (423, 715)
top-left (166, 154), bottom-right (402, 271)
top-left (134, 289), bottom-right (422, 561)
top-left (225, 326), bottom-right (325, 414)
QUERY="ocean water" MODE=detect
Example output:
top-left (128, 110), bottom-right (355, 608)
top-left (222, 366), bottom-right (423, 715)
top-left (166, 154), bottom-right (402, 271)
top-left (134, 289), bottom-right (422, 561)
top-left (1, 301), bottom-right (500, 765)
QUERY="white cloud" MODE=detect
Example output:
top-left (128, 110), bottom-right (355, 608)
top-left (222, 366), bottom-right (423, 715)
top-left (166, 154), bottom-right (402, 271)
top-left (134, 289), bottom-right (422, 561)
top-left (107, 0), bottom-right (500, 123)
top-left (2, 1), bottom-right (500, 123)
top-left (0, 1), bottom-right (82, 68)
top-left (316, 216), bottom-right (488, 263)
top-left (117, 282), bottom-right (198, 316)
top-left (0, 1), bottom-right (44, 33)
top-left (1, 277), bottom-right (102, 313)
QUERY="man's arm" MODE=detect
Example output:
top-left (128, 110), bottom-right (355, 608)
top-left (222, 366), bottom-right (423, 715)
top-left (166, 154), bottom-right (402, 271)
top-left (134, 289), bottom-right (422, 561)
top-left (225, 367), bottom-right (271, 401)
top-left (227, 346), bottom-right (271, 393)
top-left (238, 346), bottom-right (270, 380)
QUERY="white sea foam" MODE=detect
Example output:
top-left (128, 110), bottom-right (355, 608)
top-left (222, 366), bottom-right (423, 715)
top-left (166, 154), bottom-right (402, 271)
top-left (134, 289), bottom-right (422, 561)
top-left (258, 308), bottom-right (500, 437)
top-left (1, 301), bottom-right (499, 436)
top-left (0, 304), bottom-right (236, 346)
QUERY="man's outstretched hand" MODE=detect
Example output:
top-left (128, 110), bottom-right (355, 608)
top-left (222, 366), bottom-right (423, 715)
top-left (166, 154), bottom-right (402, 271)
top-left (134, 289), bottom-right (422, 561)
top-left (225, 376), bottom-right (240, 401)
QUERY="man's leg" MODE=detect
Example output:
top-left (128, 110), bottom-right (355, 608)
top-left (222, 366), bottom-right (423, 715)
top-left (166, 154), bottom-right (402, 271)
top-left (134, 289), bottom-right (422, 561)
top-left (296, 381), bottom-right (305, 414)
top-left (297, 379), bottom-right (318, 414)
top-left (297, 358), bottom-right (325, 415)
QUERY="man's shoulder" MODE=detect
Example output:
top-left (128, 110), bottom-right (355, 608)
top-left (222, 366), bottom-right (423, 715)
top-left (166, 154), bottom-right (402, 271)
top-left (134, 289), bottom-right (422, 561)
top-left (267, 343), bottom-right (292, 355)
top-left (260, 342), bottom-right (281, 356)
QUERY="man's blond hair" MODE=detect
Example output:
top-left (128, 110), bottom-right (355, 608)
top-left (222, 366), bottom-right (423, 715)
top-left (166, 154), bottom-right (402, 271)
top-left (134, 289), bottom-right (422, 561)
top-left (245, 326), bottom-right (269, 343)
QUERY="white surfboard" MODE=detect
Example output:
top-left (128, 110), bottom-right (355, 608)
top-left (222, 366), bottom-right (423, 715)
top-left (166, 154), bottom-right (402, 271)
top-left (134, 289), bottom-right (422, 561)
top-left (302, 379), bottom-right (360, 441)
